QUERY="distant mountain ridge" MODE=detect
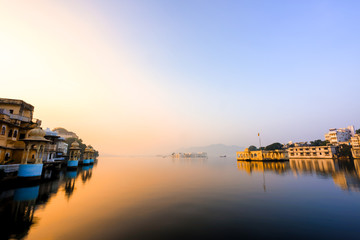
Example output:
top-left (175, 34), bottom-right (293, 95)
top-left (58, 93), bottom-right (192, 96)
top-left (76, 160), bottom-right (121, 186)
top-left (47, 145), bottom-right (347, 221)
top-left (176, 144), bottom-right (244, 157)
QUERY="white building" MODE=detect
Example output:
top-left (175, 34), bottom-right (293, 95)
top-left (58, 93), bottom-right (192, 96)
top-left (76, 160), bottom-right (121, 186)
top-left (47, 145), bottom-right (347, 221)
top-left (288, 146), bottom-right (337, 159)
top-left (325, 125), bottom-right (355, 145)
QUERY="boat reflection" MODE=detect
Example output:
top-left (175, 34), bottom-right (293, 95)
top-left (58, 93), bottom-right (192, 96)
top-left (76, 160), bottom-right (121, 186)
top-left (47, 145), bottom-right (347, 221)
top-left (237, 159), bottom-right (360, 192)
top-left (0, 166), bottom-right (96, 239)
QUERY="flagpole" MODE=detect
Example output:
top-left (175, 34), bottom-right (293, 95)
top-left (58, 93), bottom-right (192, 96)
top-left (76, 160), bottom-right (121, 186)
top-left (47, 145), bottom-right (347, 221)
top-left (258, 133), bottom-right (262, 149)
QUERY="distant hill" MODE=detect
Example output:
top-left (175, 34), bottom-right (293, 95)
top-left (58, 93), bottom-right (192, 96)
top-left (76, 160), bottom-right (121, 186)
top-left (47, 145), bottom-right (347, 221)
top-left (176, 144), bottom-right (244, 157)
top-left (52, 127), bottom-right (78, 139)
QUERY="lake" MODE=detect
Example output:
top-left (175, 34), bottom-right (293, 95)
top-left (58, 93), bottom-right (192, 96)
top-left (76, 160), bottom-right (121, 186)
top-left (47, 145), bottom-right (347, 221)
top-left (1, 157), bottom-right (360, 239)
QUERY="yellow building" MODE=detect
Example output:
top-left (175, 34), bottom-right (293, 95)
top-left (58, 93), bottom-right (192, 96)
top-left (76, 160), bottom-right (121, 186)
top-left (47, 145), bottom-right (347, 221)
top-left (351, 134), bottom-right (360, 159)
top-left (236, 148), bottom-right (288, 161)
top-left (0, 98), bottom-right (41, 164)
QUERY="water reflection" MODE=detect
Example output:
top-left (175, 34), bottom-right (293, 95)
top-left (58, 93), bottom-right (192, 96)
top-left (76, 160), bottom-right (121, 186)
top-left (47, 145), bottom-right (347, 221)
top-left (237, 159), bottom-right (360, 191)
top-left (1, 157), bottom-right (360, 240)
top-left (237, 161), bottom-right (289, 175)
top-left (0, 166), bottom-right (95, 239)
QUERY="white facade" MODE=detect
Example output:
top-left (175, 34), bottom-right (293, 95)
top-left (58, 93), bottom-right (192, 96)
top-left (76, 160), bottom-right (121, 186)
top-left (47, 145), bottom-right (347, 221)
top-left (288, 146), bottom-right (337, 159)
top-left (325, 125), bottom-right (355, 145)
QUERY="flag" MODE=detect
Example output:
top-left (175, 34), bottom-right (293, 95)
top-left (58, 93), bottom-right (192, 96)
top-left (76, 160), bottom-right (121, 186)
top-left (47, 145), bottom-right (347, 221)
top-left (258, 133), bottom-right (260, 136)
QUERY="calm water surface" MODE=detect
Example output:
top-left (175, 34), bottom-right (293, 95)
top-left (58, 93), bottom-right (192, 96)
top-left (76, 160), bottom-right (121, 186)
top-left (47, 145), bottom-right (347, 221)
top-left (1, 157), bottom-right (360, 239)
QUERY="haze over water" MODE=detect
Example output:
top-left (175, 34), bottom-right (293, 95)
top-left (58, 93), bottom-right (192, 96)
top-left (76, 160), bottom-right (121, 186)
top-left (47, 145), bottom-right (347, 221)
top-left (2, 157), bottom-right (360, 240)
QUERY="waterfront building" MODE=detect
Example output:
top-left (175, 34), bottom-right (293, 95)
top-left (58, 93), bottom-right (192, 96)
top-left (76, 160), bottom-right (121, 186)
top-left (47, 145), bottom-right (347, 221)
top-left (89, 146), bottom-right (95, 164)
top-left (288, 146), bottom-right (337, 159)
top-left (0, 98), bottom-right (41, 164)
top-left (67, 141), bottom-right (81, 169)
top-left (43, 128), bottom-right (62, 162)
top-left (236, 148), bottom-right (288, 161)
top-left (82, 146), bottom-right (91, 165)
top-left (325, 126), bottom-right (355, 145)
top-left (351, 134), bottom-right (360, 159)
top-left (19, 127), bottom-right (50, 179)
top-left (55, 137), bottom-right (68, 160)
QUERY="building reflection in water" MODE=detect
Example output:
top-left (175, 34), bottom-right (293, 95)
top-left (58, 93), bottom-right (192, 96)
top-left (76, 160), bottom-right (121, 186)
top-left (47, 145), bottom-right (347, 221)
top-left (0, 166), bottom-right (95, 239)
top-left (172, 157), bottom-right (207, 165)
top-left (81, 165), bottom-right (93, 184)
top-left (237, 161), bottom-right (290, 175)
top-left (237, 159), bottom-right (360, 192)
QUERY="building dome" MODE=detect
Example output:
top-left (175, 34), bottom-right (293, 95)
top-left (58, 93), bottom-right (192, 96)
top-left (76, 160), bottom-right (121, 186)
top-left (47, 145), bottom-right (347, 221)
top-left (70, 141), bottom-right (80, 149)
top-left (24, 127), bottom-right (49, 142)
top-left (28, 127), bottom-right (46, 138)
top-left (84, 146), bottom-right (91, 152)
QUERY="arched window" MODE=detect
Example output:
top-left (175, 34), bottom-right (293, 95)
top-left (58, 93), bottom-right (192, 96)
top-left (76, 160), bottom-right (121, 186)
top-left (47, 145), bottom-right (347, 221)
top-left (8, 129), bottom-right (13, 138)
top-left (1, 126), bottom-right (5, 135)
top-left (5, 153), bottom-right (10, 161)
top-left (13, 130), bottom-right (18, 138)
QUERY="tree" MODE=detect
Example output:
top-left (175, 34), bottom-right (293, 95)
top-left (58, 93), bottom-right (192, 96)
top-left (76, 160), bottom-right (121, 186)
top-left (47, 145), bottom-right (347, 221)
top-left (265, 142), bottom-right (283, 150)
top-left (248, 145), bottom-right (257, 151)
top-left (356, 129), bottom-right (360, 134)
top-left (337, 144), bottom-right (353, 159)
top-left (310, 139), bottom-right (329, 146)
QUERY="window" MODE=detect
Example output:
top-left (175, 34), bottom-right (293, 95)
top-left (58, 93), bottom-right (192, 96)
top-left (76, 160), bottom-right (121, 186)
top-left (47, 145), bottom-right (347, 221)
top-left (19, 133), bottom-right (25, 139)
top-left (8, 129), bottom-right (13, 137)
top-left (9, 109), bottom-right (13, 114)
top-left (13, 130), bottom-right (18, 138)
top-left (1, 126), bottom-right (5, 135)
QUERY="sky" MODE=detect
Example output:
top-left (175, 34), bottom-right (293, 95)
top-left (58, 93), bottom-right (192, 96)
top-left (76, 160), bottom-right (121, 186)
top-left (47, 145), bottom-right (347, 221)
top-left (1, 0), bottom-right (360, 155)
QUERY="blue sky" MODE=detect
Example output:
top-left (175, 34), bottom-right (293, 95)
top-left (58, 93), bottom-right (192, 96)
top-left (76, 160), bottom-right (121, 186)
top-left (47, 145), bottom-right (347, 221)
top-left (2, 0), bottom-right (360, 154)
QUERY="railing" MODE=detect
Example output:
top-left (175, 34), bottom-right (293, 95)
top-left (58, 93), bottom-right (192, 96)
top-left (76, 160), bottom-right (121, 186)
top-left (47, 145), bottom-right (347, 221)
top-left (0, 164), bottom-right (20, 173)
top-left (0, 109), bottom-right (10, 116)
top-left (0, 108), bottom-right (31, 122)
top-left (9, 114), bottom-right (30, 122)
